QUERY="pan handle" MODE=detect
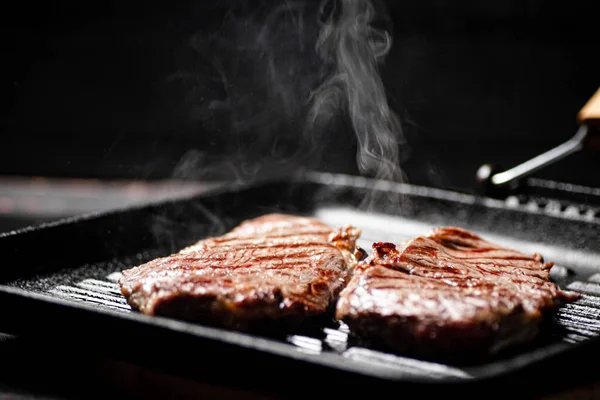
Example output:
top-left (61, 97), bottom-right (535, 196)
top-left (477, 86), bottom-right (600, 195)
top-left (578, 86), bottom-right (600, 151)
top-left (578, 86), bottom-right (600, 128)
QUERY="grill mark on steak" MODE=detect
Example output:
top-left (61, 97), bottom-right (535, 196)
top-left (212, 230), bottom-right (335, 242)
top-left (119, 213), bottom-right (361, 331)
top-left (336, 226), bottom-right (579, 361)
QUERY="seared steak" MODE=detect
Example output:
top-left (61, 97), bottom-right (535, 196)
top-left (119, 213), bottom-right (362, 331)
top-left (336, 227), bottom-right (579, 359)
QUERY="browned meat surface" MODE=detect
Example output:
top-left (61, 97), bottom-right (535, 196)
top-left (119, 213), bottom-right (362, 331)
top-left (336, 227), bottom-right (579, 359)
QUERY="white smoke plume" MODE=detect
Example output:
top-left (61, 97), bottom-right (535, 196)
top-left (308, 0), bottom-right (407, 188)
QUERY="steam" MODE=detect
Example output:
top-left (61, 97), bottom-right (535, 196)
top-left (152, 0), bottom-right (407, 249)
top-left (171, 0), bottom-right (406, 188)
top-left (309, 0), bottom-right (406, 184)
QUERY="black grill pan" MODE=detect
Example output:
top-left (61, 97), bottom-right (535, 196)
top-left (1, 172), bottom-right (600, 397)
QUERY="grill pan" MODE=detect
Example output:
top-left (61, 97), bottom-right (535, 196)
top-left (1, 171), bottom-right (600, 397)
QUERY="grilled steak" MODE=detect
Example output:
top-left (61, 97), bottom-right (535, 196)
top-left (119, 213), bottom-right (362, 331)
top-left (336, 227), bottom-right (579, 359)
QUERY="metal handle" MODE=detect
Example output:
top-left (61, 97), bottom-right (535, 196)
top-left (477, 87), bottom-right (600, 195)
top-left (486, 126), bottom-right (588, 187)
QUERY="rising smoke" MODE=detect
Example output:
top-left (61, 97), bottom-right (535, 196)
top-left (308, 0), bottom-right (407, 187)
top-left (155, 0), bottom-right (405, 246)
top-left (172, 0), bottom-right (406, 190)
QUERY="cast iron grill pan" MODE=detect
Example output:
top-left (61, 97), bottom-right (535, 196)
top-left (1, 172), bottom-right (599, 394)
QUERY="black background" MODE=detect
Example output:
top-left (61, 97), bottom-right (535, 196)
top-left (2, 0), bottom-right (598, 193)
